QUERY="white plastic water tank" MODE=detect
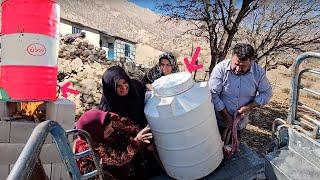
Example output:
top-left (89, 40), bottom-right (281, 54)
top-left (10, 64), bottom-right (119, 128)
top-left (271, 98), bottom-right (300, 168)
top-left (144, 71), bottom-right (223, 179)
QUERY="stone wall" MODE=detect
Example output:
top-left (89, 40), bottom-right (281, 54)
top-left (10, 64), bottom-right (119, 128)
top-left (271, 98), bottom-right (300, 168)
top-left (58, 37), bottom-right (147, 117)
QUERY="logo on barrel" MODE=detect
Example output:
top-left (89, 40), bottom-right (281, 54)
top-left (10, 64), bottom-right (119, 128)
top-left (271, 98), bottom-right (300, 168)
top-left (27, 43), bottom-right (46, 56)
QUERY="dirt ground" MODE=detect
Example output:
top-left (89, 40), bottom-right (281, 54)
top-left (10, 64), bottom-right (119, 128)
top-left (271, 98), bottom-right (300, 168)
top-left (240, 60), bottom-right (320, 155)
top-left (241, 101), bottom-right (288, 155)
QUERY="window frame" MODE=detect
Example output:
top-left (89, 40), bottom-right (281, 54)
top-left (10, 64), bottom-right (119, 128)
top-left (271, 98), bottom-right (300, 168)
top-left (124, 43), bottom-right (130, 57)
top-left (72, 26), bottom-right (82, 34)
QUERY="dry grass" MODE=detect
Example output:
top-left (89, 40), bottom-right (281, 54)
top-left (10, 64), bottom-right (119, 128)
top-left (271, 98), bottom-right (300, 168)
top-left (241, 101), bottom-right (288, 155)
top-left (281, 88), bottom-right (290, 94)
top-left (301, 82), bottom-right (312, 89)
top-left (280, 72), bottom-right (292, 78)
top-left (244, 60), bottom-right (320, 156)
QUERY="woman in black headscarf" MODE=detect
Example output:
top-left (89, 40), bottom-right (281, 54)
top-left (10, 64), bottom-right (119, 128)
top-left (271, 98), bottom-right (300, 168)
top-left (141, 52), bottom-right (179, 87)
top-left (99, 66), bottom-right (147, 128)
top-left (99, 66), bottom-right (164, 178)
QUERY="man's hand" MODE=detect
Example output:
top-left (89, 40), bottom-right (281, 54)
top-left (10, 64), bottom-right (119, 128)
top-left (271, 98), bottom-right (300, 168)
top-left (225, 115), bottom-right (233, 129)
top-left (134, 125), bottom-right (153, 143)
top-left (222, 128), bottom-right (231, 143)
top-left (220, 108), bottom-right (233, 128)
top-left (238, 106), bottom-right (251, 116)
top-left (238, 101), bottom-right (259, 116)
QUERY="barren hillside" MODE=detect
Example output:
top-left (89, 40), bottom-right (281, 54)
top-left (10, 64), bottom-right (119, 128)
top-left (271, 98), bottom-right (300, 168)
top-left (0, 0), bottom-right (212, 73)
top-left (57, 0), bottom-right (211, 68)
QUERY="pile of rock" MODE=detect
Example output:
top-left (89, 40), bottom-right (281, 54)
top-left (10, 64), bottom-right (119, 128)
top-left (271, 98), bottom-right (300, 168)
top-left (57, 37), bottom-right (147, 117)
top-left (59, 38), bottom-right (109, 63)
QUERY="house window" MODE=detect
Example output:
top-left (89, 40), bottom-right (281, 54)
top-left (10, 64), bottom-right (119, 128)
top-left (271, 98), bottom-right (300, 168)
top-left (72, 26), bottom-right (82, 34)
top-left (108, 43), bottom-right (115, 60)
top-left (125, 44), bottom-right (130, 57)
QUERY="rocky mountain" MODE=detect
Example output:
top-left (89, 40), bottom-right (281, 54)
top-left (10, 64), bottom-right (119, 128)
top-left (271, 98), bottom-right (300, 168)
top-left (59, 0), bottom-right (189, 46)
top-left (0, 0), bottom-right (211, 76)
top-left (57, 0), bottom-right (211, 71)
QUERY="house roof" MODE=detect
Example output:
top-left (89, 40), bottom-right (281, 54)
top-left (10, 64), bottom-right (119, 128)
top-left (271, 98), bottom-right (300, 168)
top-left (58, 0), bottom-right (138, 44)
top-left (0, 2), bottom-right (137, 44)
top-left (61, 18), bottom-right (137, 44)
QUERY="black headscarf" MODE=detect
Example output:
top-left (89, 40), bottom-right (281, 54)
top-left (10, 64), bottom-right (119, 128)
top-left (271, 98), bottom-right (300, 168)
top-left (99, 66), bottom-right (147, 128)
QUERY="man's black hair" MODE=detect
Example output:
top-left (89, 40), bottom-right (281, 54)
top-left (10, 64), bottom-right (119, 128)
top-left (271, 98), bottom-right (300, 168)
top-left (232, 43), bottom-right (255, 61)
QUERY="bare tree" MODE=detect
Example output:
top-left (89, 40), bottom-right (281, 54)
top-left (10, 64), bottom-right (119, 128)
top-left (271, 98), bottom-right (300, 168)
top-left (157, 0), bottom-right (320, 72)
top-left (157, 0), bottom-right (259, 73)
top-left (239, 0), bottom-right (320, 68)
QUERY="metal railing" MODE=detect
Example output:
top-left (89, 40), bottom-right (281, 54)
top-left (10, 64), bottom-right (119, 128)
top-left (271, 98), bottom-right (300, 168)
top-left (288, 52), bottom-right (320, 139)
top-left (7, 120), bottom-right (104, 180)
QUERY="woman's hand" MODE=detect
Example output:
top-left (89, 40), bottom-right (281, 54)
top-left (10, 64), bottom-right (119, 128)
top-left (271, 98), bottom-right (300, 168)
top-left (146, 84), bottom-right (154, 91)
top-left (134, 125), bottom-right (153, 143)
top-left (120, 117), bottom-right (129, 121)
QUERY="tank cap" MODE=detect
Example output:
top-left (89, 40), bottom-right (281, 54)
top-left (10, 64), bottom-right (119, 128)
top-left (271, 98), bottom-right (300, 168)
top-left (152, 71), bottom-right (194, 97)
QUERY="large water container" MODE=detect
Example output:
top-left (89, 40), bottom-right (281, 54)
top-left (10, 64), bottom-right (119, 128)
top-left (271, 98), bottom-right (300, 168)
top-left (0, 0), bottom-right (60, 101)
top-left (144, 71), bottom-right (223, 179)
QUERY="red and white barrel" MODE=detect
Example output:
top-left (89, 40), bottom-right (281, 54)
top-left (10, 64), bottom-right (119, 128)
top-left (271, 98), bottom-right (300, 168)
top-left (0, 0), bottom-right (60, 101)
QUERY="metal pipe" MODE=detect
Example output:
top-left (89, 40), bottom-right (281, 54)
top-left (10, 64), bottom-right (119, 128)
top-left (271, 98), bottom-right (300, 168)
top-left (7, 121), bottom-right (82, 180)
top-left (302, 69), bottom-right (320, 76)
top-left (272, 118), bottom-right (288, 140)
top-left (300, 114), bottom-right (320, 127)
top-left (299, 119), bottom-right (315, 130)
top-left (82, 170), bottom-right (99, 179)
top-left (299, 103), bottom-right (320, 117)
top-left (7, 121), bottom-right (52, 180)
top-left (8, 121), bottom-right (104, 180)
top-left (298, 68), bottom-right (320, 105)
top-left (66, 129), bottom-right (104, 180)
top-left (288, 52), bottom-right (320, 125)
top-left (293, 125), bottom-right (313, 137)
top-left (300, 87), bottom-right (320, 97)
top-left (50, 122), bottom-right (83, 179)
top-left (75, 149), bottom-right (93, 159)
top-left (271, 118), bottom-right (290, 151)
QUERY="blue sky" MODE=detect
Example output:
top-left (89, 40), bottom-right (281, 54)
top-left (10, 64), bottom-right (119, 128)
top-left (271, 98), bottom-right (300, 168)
top-left (129, 0), bottom-right (158, 11)
top-left (129, 0), bottom-right (243, 13)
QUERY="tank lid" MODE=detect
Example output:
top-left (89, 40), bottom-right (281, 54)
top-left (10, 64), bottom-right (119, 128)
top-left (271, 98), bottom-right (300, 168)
top-left (152, 71), bottom-right (194, 97)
